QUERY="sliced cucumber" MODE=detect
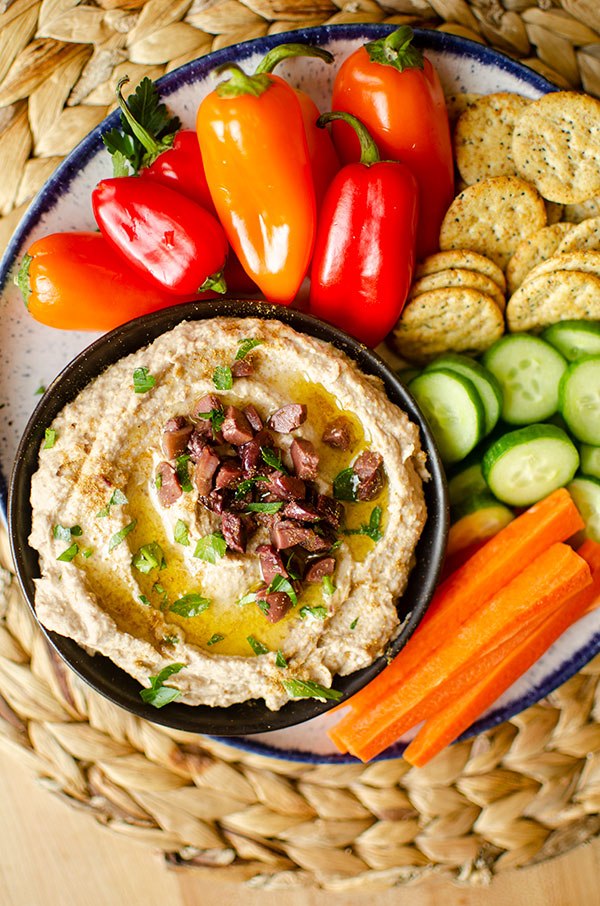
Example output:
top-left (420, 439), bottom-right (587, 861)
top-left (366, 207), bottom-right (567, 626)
top-left (448, 460), bottom-right (487, 506)
top-left (397, 367), bottom-right (420, 385)
top-left (425, 353), bottom-right (502, 435)
top-left (482, 334), bottom-right (567, 425)
top-left (408, 369), bottom-right (485, 464)
top-left (580, 444), bottom-right (600, 481)
top-left (558, 355), bottom-right (600, 445)
top-left (482, 423), bottom-right (580, 506)
top-left (567, 474), bottom-right (600, 542)
top-left (448, 492), bottom-right (514, 557)
top-left (542, 319), bottom-right (600, 362)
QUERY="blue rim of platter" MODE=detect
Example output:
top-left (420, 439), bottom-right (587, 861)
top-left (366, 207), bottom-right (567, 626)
top-left (0, 24), bottom-right (565, 762)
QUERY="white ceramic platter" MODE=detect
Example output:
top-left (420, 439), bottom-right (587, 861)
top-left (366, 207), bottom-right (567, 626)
top-left (2, 23), bottom-right (599, 762)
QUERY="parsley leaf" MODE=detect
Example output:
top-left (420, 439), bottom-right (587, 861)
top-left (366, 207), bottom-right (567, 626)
top-left (43, 428), bottom-right (56, 449)
top-left (111, 148), bottom-right (131, 177)
top-left (343, 506), bottom-right (383, 543)
top-left (139, 662), bottom-right (185, 708)
top-left (108, 520), bottom-right (137, 552)
top-left (139, 594), bottom-right (151, 606)
top-left (207, 633), bottom-right (224, 646)
top-left (332, 468), bottom-right (360, 502)
top-left (169, 594), bottom-right (210, 617)
top-left (197, 407), bottom-right (225, 439)
top-left (174, 519), bottom-right (189, 546)
top-left (299, 604), bottom-right (327, 620)
top-left (96, 488), bottom-right (128, 518)
top-left (322, 576), bottom-right (336, 596)
top-left (268, 573), bottom-right (297, 605)
top-left (133, 366), bottom-right (155, 393)
top-left (57, 542), bottom-right (78, 562)
top-left (175, 453), bottom-right (193, 493)
top-left (282, 678), bottom-right (342, 702)
top-left (261, 446), bottom-right (287, 473)
top-left (194, 531), bottom-right (227, 563)
top-left (234, 476), bottom-right (268, 499)
top-left (237, 590), bottom-right (258, 606)
top-left (245, 501), bottom-right (283, 514)
top-left (53, 524), bottom-right (82, 543)
top-left (82, 548), bottom-right (93, 559)
top-left (132, 541), bottom-right (165, 574)
top-left (212, 365), bottom-right (233, 390)
top-left (350, 617), bottom-right (359, 630)
top-left (247, 635), bottom-right (269, 656)
top-left (235, 338), bottom-right (264, 361)
top-left (153, 582), bottom-right (168, 610)
top-left (276, 649), bottom-right (288, 668)
top-left (35, 383), bottom-right (45, 395)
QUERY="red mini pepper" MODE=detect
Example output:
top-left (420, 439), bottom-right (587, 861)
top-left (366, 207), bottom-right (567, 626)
top-left (330, 27), bottom-right (454, 259)
top-left (92, 177), bottom-right (229, 296)
top-left (309, 112), bottom-right (418, 348)
top-left (17, 232), bottom-right (197, 331)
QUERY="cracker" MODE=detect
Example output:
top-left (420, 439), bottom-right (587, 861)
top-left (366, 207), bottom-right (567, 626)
top-left (454, 92), bottom-right (531, 185)
top-left (445, 92), bottom-right (481, 130)
top-left (506, 270), bottom-right (600, 332)
top-left (523, 250), bottom-right (600, 284)
top-left (415, 249), bottom-right (506, 292)
top-left (392, 287), bottom-right (504, 365)
top-left (512, 91), bottom-right (600, 204)
top-left (409, 267), bottom-right (506, 312)
top-left (438, 176), bottom-right (547, 270)
top-left (557, 216), bottom-right (600, 253)
top-left (506, 222), bottom-right (574, 295)
top-left (563, 196), bottom-right (600, 223)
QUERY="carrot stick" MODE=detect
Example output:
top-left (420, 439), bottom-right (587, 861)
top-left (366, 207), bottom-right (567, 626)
top-left (403, 561), bottom-right (600, 767)
top-left (342, 543), bottom-right (591, 761)
top-left (577, 540), bottom-right (600, 615)
top-left (337, 489), bottom-right (584, 724)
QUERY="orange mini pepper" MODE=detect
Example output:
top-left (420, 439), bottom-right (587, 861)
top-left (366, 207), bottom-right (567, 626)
top-left (196, 59), bottom-right (316, 305)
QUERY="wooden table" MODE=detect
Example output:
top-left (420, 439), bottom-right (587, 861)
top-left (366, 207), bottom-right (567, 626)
top-left (2, 749), bottom-right (599, 906)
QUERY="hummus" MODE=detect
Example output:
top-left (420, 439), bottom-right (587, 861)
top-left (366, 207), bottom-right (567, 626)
top-left (29, 317), bottom-right (427, 710)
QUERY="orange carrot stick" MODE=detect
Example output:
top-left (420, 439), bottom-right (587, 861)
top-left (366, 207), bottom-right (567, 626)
top-left (403, 561), bottom-right (600, 767)
top-left (578, 539), bottom-right (600, 615)
top-left (337, 489), bottom-right (583, 725)
top-left (343, 543), bottom-right (591, 761)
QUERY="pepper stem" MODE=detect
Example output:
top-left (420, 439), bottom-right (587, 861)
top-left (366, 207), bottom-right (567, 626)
top-left (199, 267), bottom-right (227, 295)
top-left (15, 254), bottom-right (32, 307)
top-left (116, 77), bottom-right (164, 158)
top-left (214, 63), bottom-right (271, 99)
top-left (364, 26), bottom-right (424, 72)
top-left (316, 112), bottom-right (380, 165)
top-left (255, 43), bottom-right (334, 75)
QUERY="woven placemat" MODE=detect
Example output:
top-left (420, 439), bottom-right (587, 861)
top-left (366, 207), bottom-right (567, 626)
top-left (3, 0), bottom-right (600, 890)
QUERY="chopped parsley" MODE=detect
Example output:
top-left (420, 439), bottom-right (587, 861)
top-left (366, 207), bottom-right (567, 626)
top-left (247, 635), bottom-right (268, 656)
top-left (299, 604), bottom-right (327, 620)
top-left (282, 678), bottom-right (342, 702)
top-left (261, 446), bottom-right (287, 473)
top-left (234, 476), bottom-right (268, 499)
top-left (322, 576), bottom-right (336, 596)
top-left (155, 472), bottom-right (163, 490)
top-left (82, 548), bottom-right (93, 559)
top-left (53, 524), bottom-right (82, 543)
top-left (133, 366), bottom-right (155, 393)
top-left (108, 519), bottom-right (137, 552)
top-left (244, 501), bottom-right (283, 514)
top-left (175, 453), bottom-right (193, 493)
top-left (57, 543), bottom-right (78, 562)
top-left (235, 338), bottom-right (264, 360)
top-left (332, 467), bottom-right (360, 502)
top-left (197, 407), bottom-right (225, 439)
top-left (237, 589), bottom-right (258, 606)
top-left (163, 634), bottom-right (179, 645)
top-left (350, 617), bottom-right (359, 630)
top-left (139, 594), bottom-right (151, 606)
top-left (35, 383), bottom-right (45, 395)
top-left (153, 582), bottom-right (168, 610)
top-left (268, 573), bottom-right (297, 605)
top-left (43, 428), bottom-right (56, 449)
top-left (139, 662), bottom-right (186, 708)
top-left (275, 649), bottom-right (288, 668)
top-left (174, 519), bottom-right (189, 546)
top-left (207, 633), bottom-right (224, 646)
top-left (212, 365), bottom-right (233, 390)
top-left (96, 488), bottom-right (128, 518)
top-left (169, 593), bottom-right (210, 618)
top-left (132, 541), bottom-right (165, 574)
top-left (194, 531), bottom-right (227, 563)
top-left (343, 506), bottom-right (383, 543)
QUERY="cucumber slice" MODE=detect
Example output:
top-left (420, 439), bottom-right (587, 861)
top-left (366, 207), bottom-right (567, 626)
top-left (568, 475), bottom-right (600, 542)
top-left (408, 369), bottom-right (485, 464)
top-left (580, 444), bottom-right (600, 481)
top-left (482, 334), bottom-right (567, 425)
top-left (397, 367), bottom-right (420, 385)
top-left (448, 461), bottom-right (487, 506)
top-left (558, 355), bottom-right (600, 445)
top-left (425, 353), bottom-right (502, 435)
top-left (542, 319), bottom-right (600, 362)
top-left (482, 424), bottom-right (580, 506)
top-left (448, 493), bottom-right (514, 557)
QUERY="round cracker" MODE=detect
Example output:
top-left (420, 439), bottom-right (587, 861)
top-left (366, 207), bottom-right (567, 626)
top-left (438, 176), bottom-right (547, 270)
top-left (454, 92), bottom-right (531, 185)
top-left (506, 270), bottom-right (600, 333)
top-left (408, 267), bottom-right (506, 312)
top-left (512, 91), bottom-right (600, 204)
top-left (506, 222), bottom-right (574, 295)
top-left (557, 216), bottom-right (600, 253)
top-left (563, 196), bottom-right (600, 223)
top-left (415, 249), bottom-right (506, 292)
top-left (445, 92), bottom-right (482, 130)
top-left (522, 250), bottom-right (600, 285)
top-left (392, 287), bottom-right (504, 365)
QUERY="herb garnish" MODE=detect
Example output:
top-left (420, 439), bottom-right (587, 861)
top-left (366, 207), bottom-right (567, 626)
top-left (174, 519), bottom-right (189, 546)
top-left (163, 634), bottom-right (179, 645)
top-left (108, 519), bottom-right (137, 552)
top-left (35, 383), bottom-right (45, 395)
top-left (82, 548), bottom-right (93, 559)
top-left (197, 407), bottom-right (225, 439)
top-left (322, 576), bottom-right (336, 596)
top-left (234, 476), bottom-right (268, 499)
top-left (132, 541), bottom-right (165, 574)
top-left (276, 649), bottom-right (288, 668)
top-left (245, 501), bottom-right (284, 514)
top-left (268, 573), bottom-right (298, 605)
top-left (282, 678), bottom-right (342, 702)
top-left (332, 467), bottom-right (360, 502)
top-left (133, 366), bottom-right (156, 393)
top-left (247, 636), bottom-right (269, 656)
top-left (139, 662), bottom-right (186, 708)
top-left (299, 604), bottom-right (328, 620)
top-left (235, 338), bottom-right (264, 360)
top-left (139, 594), bottom-right (151, 606)
top-left (155, 472), bottom-right (163, 490)
top-left (261, 446), bottom-right (287, 473)
top-left (212, 365), bottom-right (233, 390)
top-left (96, 488), bottom-right (128, 518)
top-left (53, 524), bottom-right (82, 543)
top-left (43, 428), bottom-right (56, 449)
top-left (237, 590), bottom-right (258, 606)
top-left (350, 617), bottom-right (359, 630)
top-left (169, 594), bottom-right (210, 617)
top-left (175, 453), bottom-right (193, 493)
top-left (343, 506), bottom-right (383, 543)
top-left (57, 543), bottom-right (79, 562)
top-left (153, 582), bottom-right (168, 609)
top-left (207, 633), bottom-right (224, 646)
top-left (194, 531), bottom-right (227, 563)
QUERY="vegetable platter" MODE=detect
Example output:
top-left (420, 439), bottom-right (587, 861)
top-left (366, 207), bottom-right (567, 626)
top-left (2, 24), bottom-right (600, 764)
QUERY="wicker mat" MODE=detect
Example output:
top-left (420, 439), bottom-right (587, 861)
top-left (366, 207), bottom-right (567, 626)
top-left (3, 0), bottom-right (600, 890)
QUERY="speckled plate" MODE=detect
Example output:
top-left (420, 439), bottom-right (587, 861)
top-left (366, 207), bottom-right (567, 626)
top-left (2, 24), bottom-right (599, 762)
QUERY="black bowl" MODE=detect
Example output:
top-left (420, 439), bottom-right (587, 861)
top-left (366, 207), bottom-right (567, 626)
top-left (8, 299), bottom-right (448, 735)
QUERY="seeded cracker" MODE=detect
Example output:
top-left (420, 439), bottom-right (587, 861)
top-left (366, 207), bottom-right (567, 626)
top-left (392, 288), bottom-right (504, 365)
top-left (506, 271), bottom-right (600, 332)
top-left (522, 250), bottom-right (600, 284)
top-left (557, 217), bottom-right (600, 253)
top-left (415, 250), bottom-right (506, 293)
top-left (512, 92), bottom-right (600, 204)
top-left (438, 176), bottom-right (547, 270)
top-left (506, 223), bottom-right (573, 295)
top-left (408, 268), bottom-right (506, 312)
top-left (454, 92), bottom-right (531, 185)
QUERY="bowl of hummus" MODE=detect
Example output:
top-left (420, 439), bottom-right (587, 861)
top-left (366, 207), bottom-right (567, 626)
top-left (8, 299), bottom-right (447, 733)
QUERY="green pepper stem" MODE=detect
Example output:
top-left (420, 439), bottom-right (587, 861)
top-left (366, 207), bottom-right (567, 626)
top-left (199, 267), bottom-right (227, 295)
top-left (316, 112), bottom-right (380, 165)
top-left (15, 254), bottom-right (32, 307)
top-left (364, 26), bottom-right (424, 72)
top-left (116, 77), bottom-right (165, 158)
top-left (214, 63), bottom-right (271, 99)
top-left (255, 43), bottom-right (334, 75)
